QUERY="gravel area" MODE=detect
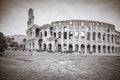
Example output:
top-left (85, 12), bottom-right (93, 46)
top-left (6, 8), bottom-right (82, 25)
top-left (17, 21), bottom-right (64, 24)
top-left (0, 50), bottom-right (120, 80)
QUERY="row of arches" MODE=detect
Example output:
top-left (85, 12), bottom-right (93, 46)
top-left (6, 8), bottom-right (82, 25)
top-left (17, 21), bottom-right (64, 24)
top-left (38, 43), bottom-right (118, 53)
top-left (35, 28), bottom-right (119, 43)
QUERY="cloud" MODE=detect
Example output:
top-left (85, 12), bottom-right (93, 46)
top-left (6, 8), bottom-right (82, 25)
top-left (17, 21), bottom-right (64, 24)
top-left (0, 0), bottom-right (120, 35)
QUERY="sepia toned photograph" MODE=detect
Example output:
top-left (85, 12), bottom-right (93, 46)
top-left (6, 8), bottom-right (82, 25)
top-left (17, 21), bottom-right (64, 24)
top-left (0, 0), bottom-right (120, 80)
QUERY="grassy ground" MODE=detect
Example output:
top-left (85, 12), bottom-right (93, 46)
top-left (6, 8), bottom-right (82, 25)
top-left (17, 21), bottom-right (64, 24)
top-left (0, 50), bottom-right (120, 80)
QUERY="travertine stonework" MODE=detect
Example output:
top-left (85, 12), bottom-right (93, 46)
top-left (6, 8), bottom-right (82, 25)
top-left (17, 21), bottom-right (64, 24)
top-left (26, 8), bottom-right (120, 54)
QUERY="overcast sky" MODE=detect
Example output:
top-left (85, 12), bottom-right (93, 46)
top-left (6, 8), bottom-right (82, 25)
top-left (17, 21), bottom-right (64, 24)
top-left (0, 0), bottom-right (120, 35)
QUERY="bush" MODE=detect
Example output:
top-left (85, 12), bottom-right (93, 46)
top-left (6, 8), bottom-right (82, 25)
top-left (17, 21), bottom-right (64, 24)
top-left (0, 32), bottom-right (7, 52)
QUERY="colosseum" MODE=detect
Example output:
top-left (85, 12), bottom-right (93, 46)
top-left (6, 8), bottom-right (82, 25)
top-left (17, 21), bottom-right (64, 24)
top-left (26, 8), bottom-right (120, 54)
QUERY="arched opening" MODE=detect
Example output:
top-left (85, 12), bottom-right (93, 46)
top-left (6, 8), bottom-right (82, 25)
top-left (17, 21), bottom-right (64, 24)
top-left (107, 34), bottom-right (110, 42)
top-left (98, 32), bottom-right (101, 40)
top-left (49, 43), bottom-right (52, 51)
top-left (29, 43), bottom-right (31, 50)
top-left (36, 28), bottom-right (40, 37)
top-left (54, 32), bottom-right (56, 37)
top-left (87, 32), bottom-right (90, 40)
top-left (69, 44), bottom-right (73, 52)
top-left (103, 46), bottom-right (106, 53)
top-left (58, 44), bottom-right (62, 52)
top-left (44, 31), bottom-right (47, 37)
top-left (63, 44), bottom-right (67, 51)
top-left (64, 32), bottom-right (67, 39)
top-left (111, 35), bottom-right (114, 42)
top-left (112, 46), bottom-right (114, 53)
top-left (81, 44), bottom-right (85, 54)
top-left (87, 45), bottom-right (90, 53)
top-left (30, 31), bottom-right (32, 37)
top-left (81, 31), bottom-right (85, 38)
top-left (58, 32), bottom-right (61, 38)
top-left (93, 45), bottom-right (96, 53)
top-left (108, 46), bottom-right (110, 53)
top-left (69, 31), bottom-right (73, 39)
top-left (44, 44), bottom-right (46, 51)
top-left (103, 33), bottom-right (106, 41)
top-left (98, 45), bottom-right (101, 53)
top-left (93, 32), bottom-right (96, 40)
top-left (39, 39), bottom-right (42, 51)
top-left (75, 44), bottom-right (79, 52)
top-left (115, 47), bottom-right (117, 53)
top-left (32, 42), bottom-right (34, 50)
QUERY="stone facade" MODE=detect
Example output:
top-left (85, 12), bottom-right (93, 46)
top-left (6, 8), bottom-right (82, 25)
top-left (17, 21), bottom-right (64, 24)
top-left (26, 8), bottom-right (120, 54)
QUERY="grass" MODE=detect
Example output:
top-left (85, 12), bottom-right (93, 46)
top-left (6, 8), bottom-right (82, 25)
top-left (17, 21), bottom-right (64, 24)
top-left (0, 50), bottom-right (120, 80)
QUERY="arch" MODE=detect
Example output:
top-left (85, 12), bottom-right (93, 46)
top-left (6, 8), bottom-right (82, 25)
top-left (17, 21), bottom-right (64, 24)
top-left (115, 47), bottom-right (117, 53)
top-left (93, 32), bottom-right (96, 40)
top-left (36, 28), bottom-right (40, 37)
top-left (54, 32), bottom-right (56, 37)
top-left (44, 31), bottom-right (47, 37)
top-left (69, 44), bottom-right (73, 52)
top-left (64, 44), bottom-right (67, 47)
top-left (44, 44), bottom-right (46, 51)
top-left (103, 46), bottom-right (106, 53)
top-left (58, 44), bottom-right (62, 52)
top-left (64, 32), bottom-right (67, 39)
top-left (108, 46), bottom-right (110, 53)
top-left (58, 32), bottom-right (61, 38)
top-left (50, 27), bottom-right (53, 30)
top-left (28, 8), bottom-right (33, 18)
top-left (64, 26), bottom-right (67, 31)
top-left (98, 32), bottom-right (101, 40)
top-left (93, 45), bottom-right (96, 53)
top-left (87, 32), bottom-right (90, 40)
top-left (87, 45), bottom-right (90, 53)
top-left (39, 39), bottom-right (42, 50)
top-left (81, 44), bottom-right (85, 53)
top-left (103, 33), bottom-right (106, 41)
top-left (29, 43), bottom-right (31, 49)
top-left (69, 31), bottom-right (73, 39)
top-left (81, 31), bottom-right (85, 38)
top-left (30, 31), bottom-right (32, 37)
top-left (111, 34), bottom-right (114, 42)
top-left (107, 34), bottom-right (110, 42)
top-left (98, 45), bottom-right (101, 53)
top-left (112, 46), bottom-right (114, 53)
top-left (49, 43), bottom-right (52, 51)
top-left (32, 42), bottom-right (34, 50)
top-left (75, 44), bottom-right (79, 52)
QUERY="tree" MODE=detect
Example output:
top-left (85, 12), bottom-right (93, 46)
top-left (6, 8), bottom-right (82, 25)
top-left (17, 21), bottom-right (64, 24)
top-left (0, 32), bottom-right (7, 52)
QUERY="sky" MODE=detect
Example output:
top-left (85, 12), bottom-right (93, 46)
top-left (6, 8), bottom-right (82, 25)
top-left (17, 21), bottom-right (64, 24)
top-left (0, 0), bottom-right (120, 35)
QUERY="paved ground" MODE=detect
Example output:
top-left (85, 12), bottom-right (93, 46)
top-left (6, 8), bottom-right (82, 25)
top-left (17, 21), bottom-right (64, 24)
top-left (0, 50), bottom-right (120, 80)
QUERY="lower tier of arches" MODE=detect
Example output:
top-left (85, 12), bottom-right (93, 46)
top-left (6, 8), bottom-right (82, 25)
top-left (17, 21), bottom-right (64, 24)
top-left (27, 43), bottom-right (120, 54)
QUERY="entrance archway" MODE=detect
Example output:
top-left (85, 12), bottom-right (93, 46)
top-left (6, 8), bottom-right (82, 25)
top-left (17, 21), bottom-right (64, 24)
top-left (98, 45), bottom-right (101, 53)
top-left (103, 46), bottom-right (106, 53)
top-left (44, 44), bottom-right (46, 51)
top-left (49, 43), bottom-right (52, 51)
top-left (108, 46), bottom-right (110, 53)
top-left (69, 44), bottom-right (73, 52)
top-left (39, 39), bottom-right (42, 51)
top-left (75, 44), bottom-right (79, 52)
top-left (112, 46), bottom-right (114, 53)
top-left (93, 45), bottom-right (96, 53)
top-left (58, 44), bottom-right (62, 52)
top-left (81, 44), bottom-right (85, 54)
top-left (87, 45), bottom-right (90, 53)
